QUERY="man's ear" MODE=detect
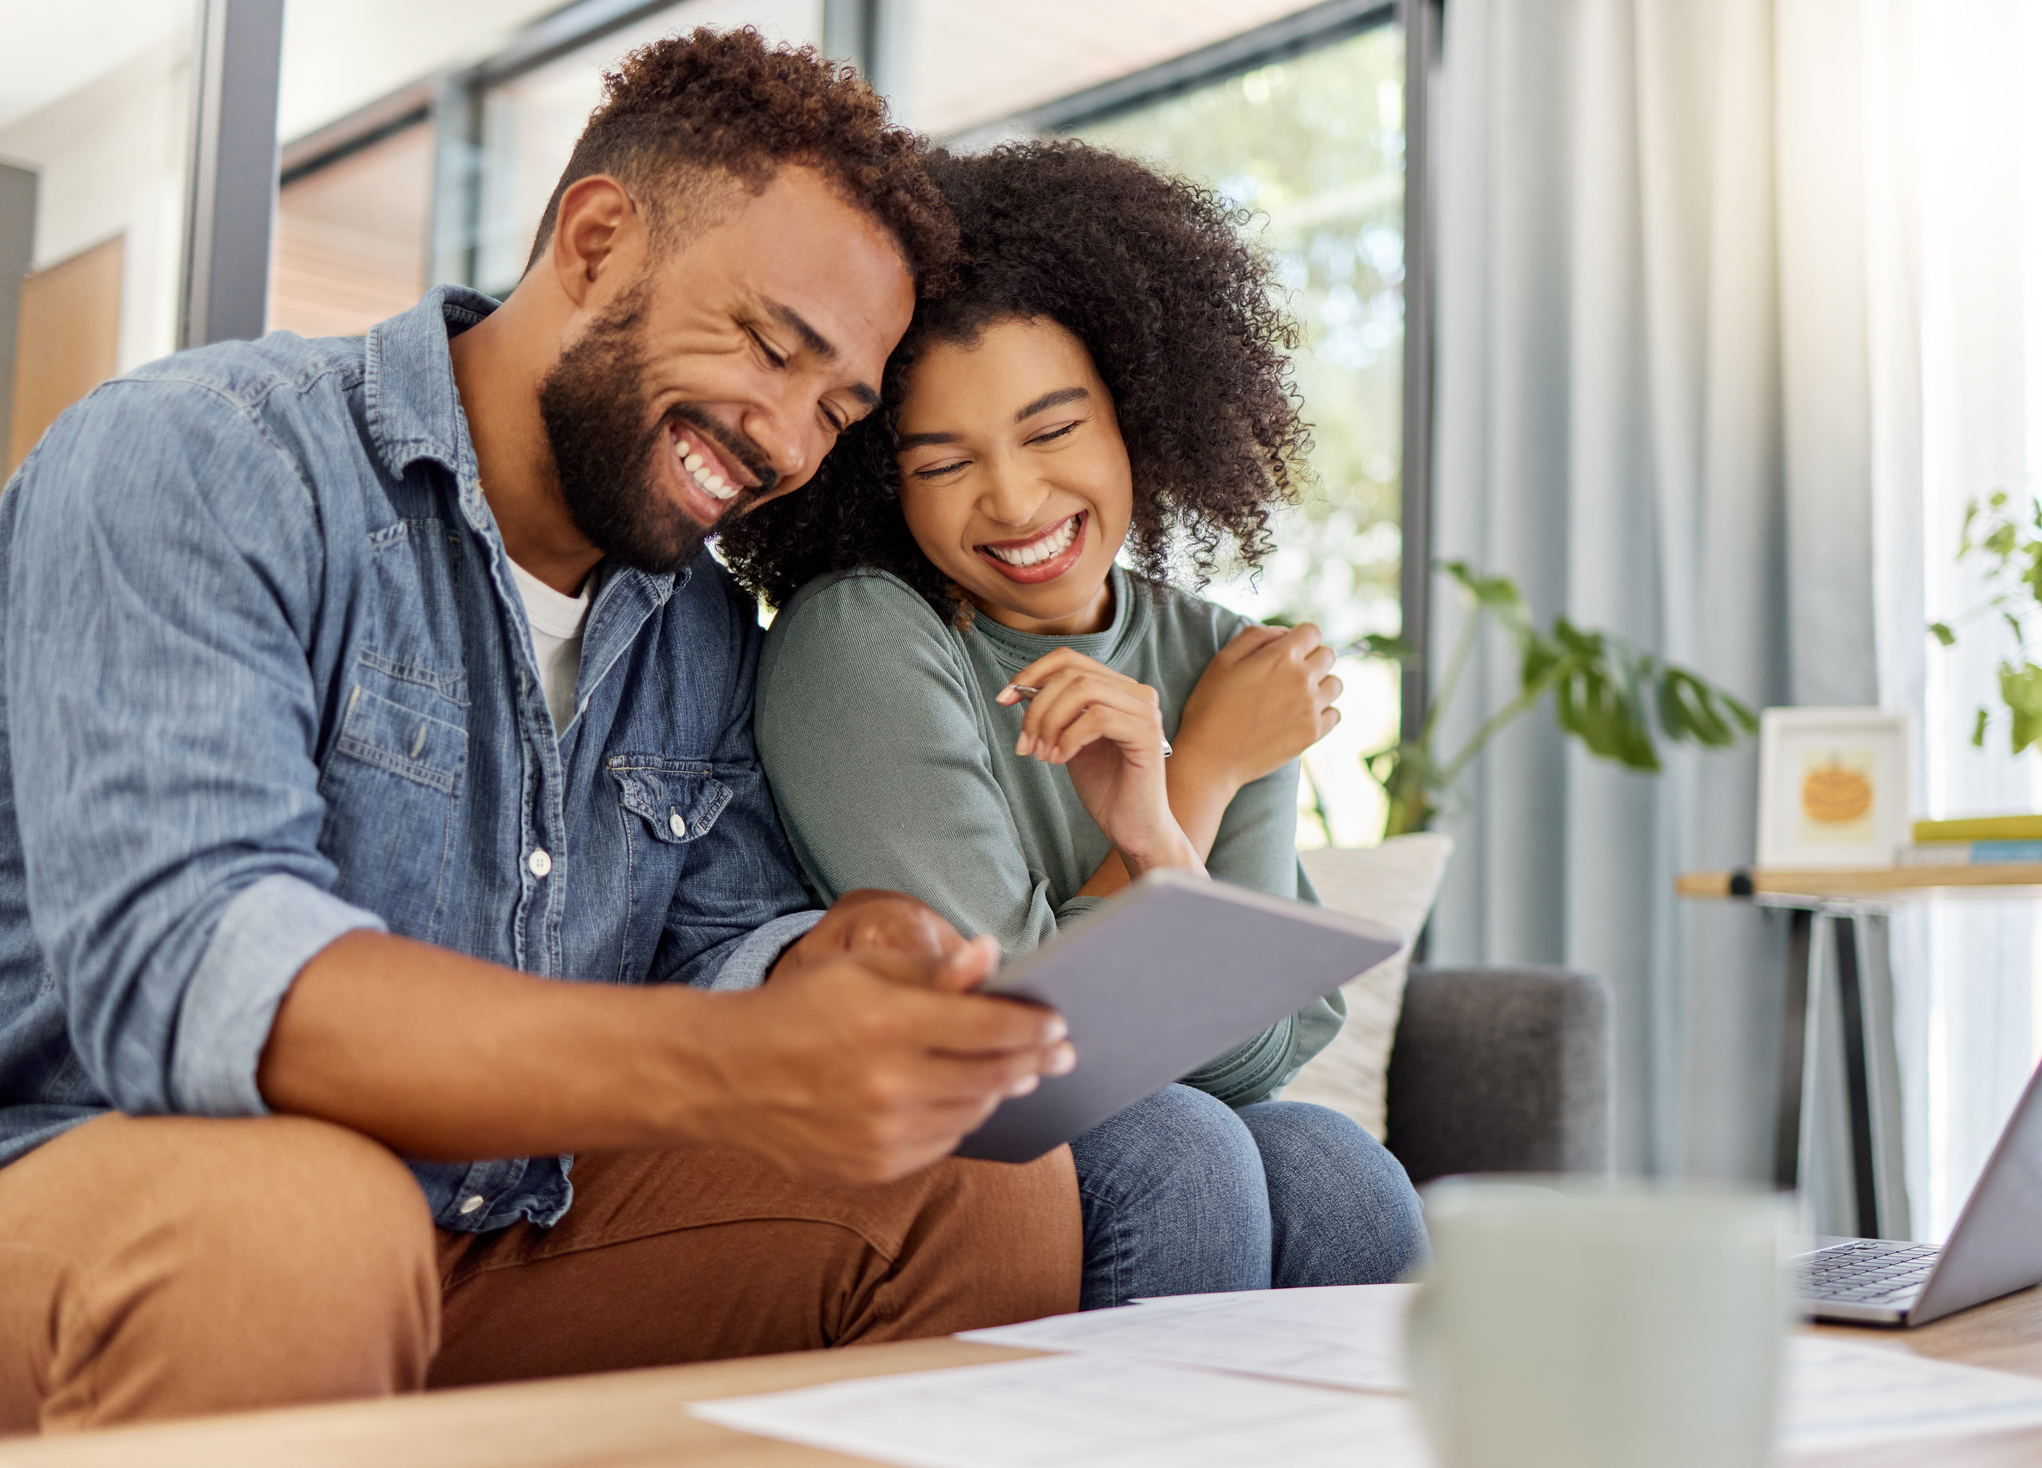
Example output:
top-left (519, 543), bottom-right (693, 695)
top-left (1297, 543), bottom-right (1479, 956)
top-left (548, 175), bottom-right (638, 308)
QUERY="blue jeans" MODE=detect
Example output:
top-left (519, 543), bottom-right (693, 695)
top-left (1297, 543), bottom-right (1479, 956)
top-left (1067, 1084), bottom-right (1430, 1309)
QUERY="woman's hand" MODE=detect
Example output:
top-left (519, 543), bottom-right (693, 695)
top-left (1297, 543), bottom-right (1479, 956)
top-left (996, 649), bottom-right (1202, 878)
top-left (1174, 622), bottom-right (1342, 796)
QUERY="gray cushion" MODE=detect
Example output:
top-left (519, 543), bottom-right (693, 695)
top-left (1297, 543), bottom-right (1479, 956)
top-left (1384, 965), bottom-right (1611, 1184)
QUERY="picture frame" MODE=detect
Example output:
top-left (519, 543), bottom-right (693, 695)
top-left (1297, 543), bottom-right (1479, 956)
top-left (1756, 707), bottom-right (1913, 869)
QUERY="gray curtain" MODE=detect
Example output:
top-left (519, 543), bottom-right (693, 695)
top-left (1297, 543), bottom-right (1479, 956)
top-left (1424, 0), bottom-right (1902, 1181)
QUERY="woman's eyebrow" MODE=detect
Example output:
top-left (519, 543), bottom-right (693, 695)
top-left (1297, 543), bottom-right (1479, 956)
top-left (1014, 387), bottom-right (1089, 421)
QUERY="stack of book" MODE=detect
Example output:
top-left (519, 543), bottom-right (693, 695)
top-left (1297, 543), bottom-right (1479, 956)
top-left (1899, 815), bottom-right (2042, 866)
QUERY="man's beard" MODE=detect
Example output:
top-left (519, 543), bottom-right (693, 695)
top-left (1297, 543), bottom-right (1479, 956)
top-left (536, 286), bottom-right (778, 576)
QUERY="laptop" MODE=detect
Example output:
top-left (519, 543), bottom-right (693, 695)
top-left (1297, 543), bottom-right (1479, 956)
top-left (1792, 1054), bottom-right (2042, 1326)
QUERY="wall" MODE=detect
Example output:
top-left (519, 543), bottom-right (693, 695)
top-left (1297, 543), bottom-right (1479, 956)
top-left (0, 37), bottom-right (191, 375)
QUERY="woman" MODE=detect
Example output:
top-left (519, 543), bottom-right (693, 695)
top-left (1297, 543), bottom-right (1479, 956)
top-left (722, 141), bottom-right (1426, 1306)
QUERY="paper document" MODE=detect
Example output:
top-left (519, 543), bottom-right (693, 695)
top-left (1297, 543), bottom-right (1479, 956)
top-left (1782, 1335), bottom-right (2042, 1454)
top-left (958, 1283), bottom-right (1414, 1392)
top-left (689, 1354), bottom-right (1435, 1468)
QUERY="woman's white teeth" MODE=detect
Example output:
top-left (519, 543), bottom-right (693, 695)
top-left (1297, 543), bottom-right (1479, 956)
top-left (986, 516), bottom-right (1078, 566)
top-left (676, 437), bottom-right (738, 501)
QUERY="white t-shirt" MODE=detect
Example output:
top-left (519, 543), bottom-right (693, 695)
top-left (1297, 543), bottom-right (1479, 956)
top-left (507, 557), bottom-right (591, 735)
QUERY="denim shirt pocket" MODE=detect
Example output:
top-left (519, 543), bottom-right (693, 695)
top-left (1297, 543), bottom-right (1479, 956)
top-left (604, 755), bottom-right (733, 981)
top-left (318, 680), bottom-right (468, 943)
top-left (607, 756), bottom-right (733, 844)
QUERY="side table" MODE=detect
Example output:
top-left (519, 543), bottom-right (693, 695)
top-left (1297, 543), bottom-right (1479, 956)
top-left (1677, 865), bottom-right (2042, 1240)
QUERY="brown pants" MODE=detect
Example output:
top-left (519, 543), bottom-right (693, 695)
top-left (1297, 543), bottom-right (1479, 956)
top-left (0, 1113), bottom-right (1080, 1435)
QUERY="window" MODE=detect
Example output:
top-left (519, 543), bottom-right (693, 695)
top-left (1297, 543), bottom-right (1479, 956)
top-left (1071, 24), bottom-right (1407, 844)
top-left (471, 0), bottom-right (822, 296)
top-left (270, 123), bottom-right (433, 339)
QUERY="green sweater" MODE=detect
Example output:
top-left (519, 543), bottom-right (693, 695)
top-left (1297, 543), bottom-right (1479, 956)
top-left (753, 566), bottom-right (1344, 1107)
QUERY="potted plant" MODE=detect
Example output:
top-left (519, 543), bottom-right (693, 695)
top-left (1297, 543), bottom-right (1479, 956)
top-left (1351, 562), bottom-right (1759, 837)
top-left (1931, 492), bottom-right (2042, 751)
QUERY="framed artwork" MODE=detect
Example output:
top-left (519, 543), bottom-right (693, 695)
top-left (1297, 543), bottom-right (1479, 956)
top-left (1756, 708), bottom-right (1913, 869)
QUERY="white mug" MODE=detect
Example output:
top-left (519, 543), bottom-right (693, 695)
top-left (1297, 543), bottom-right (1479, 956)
top-left (1405, 1177), bottom-right (1788, 1468)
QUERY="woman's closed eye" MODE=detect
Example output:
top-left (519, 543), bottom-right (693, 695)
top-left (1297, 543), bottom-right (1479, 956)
top-left (1027, 420), bottom-right (1081, 447)
top-left (909, 456), bottom-right (970, 481)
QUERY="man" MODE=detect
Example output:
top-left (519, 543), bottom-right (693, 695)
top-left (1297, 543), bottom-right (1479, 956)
top-left (0, 30), bottom-right (1079, 1433)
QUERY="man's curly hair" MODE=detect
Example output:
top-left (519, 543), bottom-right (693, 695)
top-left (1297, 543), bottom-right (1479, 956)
top-left (524, 27), bottom-right (954, 285)
top-left (718, 140), bottom-right (1310, 613)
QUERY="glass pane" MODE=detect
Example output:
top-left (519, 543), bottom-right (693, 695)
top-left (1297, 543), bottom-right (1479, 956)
top-left (270, 124), bottom-right (434, 338)
top-left (1, 10), bottom-right (195, 474)
top-left (1075, 26), bottom-right (1406, 844)
top-left (901, 0), bottom-right (1328, 137)
top-left (474, 0), bottom-right (824, 295)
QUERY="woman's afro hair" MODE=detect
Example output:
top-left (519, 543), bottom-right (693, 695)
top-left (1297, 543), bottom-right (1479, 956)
top-left (717, 139), bottom-right (1310, 614)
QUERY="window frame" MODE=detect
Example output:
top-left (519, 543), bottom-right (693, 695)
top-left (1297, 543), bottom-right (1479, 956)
top-left (271, 0), bottom-right (1444, 726)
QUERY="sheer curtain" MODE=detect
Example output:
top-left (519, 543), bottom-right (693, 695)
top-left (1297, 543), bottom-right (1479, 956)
top-left (1429, 0), bottom-right (2042, 1212)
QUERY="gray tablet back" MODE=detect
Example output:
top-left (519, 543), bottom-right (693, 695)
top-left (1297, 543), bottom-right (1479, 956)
top-left (954, 869), bottom-right (1403, 1163)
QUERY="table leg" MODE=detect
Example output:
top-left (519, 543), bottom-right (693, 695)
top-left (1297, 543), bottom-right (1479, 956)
top-left (1775, 906), bottom-right (1815, 1192)
top-left (1832, 914), bottom-right (1881, 1238)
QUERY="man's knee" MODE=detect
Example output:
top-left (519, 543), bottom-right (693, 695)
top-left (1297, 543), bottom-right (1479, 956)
top-left (877, 1145), bottom-right (1082, 1335)
top-left (0, 1113), bottom-right (439, 1431)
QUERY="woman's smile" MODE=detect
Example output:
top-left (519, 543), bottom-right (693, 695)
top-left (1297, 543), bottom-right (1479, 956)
top-left (977, 512), bottom-right (1088, 582)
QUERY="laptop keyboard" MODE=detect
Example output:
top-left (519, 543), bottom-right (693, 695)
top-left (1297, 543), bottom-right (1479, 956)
top-left (1796, 1239), bottom-right (1941, 1306)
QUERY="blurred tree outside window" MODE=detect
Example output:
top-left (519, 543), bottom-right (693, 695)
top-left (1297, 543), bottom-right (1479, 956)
top-left (1072, 24), bottom-right (1407, 845)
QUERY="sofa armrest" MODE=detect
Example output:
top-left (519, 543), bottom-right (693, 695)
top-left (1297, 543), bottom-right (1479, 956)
top-left (1384, 965), bottom-right (1611, 1184)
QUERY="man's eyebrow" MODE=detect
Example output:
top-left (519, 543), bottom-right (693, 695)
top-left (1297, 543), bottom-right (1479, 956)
top-left (763, 299), bottom-right (877, 408)
top-left (1015, 387), bottom-right (1089, 421)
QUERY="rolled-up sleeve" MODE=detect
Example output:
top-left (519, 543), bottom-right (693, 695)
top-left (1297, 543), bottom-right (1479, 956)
top-left (7, 380), bottom-right (363, 1119)
top-left (170, 874), bottom-right (385, 1113)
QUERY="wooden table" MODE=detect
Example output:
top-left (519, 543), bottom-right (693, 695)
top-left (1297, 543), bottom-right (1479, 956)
top-left (1677, 866), bottom-right (2042, 1241)
top-left (6, 1291), bottom-right (2042, 1468)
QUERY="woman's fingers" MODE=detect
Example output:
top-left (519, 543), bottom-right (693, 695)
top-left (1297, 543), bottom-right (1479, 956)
top-left (1318, 673), bottom-right (1344, 708)
top-left (1216, 624), bottom-right (1288, 664)
top-left (1022, 676), bottom-right (1158, 761)
top-left (1000, 648), bottom-right (1115, 704)
top-left (1044, 703), bottom-right (1166, 765)
top-left (1305, 642), bottom-right (1338, 678)
top-left (1013, 665), bottom-right (1156, 755)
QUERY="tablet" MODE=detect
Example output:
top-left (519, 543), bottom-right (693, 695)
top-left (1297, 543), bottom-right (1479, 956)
top-left (954, 869), bottom-right (1403, 1163)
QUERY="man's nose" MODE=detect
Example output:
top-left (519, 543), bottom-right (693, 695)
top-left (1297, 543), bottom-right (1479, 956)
top-left (738, 398), bottom-right (814, 488)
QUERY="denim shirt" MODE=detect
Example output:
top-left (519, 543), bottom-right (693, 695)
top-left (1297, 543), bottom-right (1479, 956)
top-left (0, 287), bottom-right (821, 1229)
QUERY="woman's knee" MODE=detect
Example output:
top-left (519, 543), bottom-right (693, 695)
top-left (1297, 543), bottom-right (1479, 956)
top-left (1238, 1100), bottom-right (1430, 1284)
top-left (1069, 1084), bottom-right (1264, 1204)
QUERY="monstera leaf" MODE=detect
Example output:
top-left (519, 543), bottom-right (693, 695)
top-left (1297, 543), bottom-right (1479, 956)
top-left (1357, 563), bottom-right (1757, 836)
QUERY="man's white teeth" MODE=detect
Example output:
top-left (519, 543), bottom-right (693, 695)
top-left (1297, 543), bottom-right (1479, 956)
top-left (676, 437), bottom-right (738, 501)
top-left (986, 516), bottom-right (1079, 567)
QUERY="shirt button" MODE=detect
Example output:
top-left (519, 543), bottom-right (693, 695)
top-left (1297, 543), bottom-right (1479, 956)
top-left (459, 1194), bottom-right (486, 1215)
top-left (527, 847), bottom-right (552, 878)
top-left (669, 812), bottom-right (686, 838)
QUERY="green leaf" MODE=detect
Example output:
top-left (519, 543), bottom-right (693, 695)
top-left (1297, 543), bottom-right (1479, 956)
top-left (1973, 706), bottom-right (1990, 748)
top-left (1356, 633), bottom-right (1415, 660)
top-left (1930, 621), bottom-right (1957, 647)
top-left (1991, 490), bottom-right (2010, 508)
top-left (1260, 613), bottom-right (1297, 628)
top-left (1439, 559), bottom-right (1525, 615)
top-left (2000, 661), bottom-right (2042, 753)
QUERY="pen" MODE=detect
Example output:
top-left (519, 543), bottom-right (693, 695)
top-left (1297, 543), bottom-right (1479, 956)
top-left (1004, 685), bottom-right (1172, 758)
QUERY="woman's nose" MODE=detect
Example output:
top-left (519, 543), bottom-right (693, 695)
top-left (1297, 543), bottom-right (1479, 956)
top-left (978, 457), bottom-right (1050, 526)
